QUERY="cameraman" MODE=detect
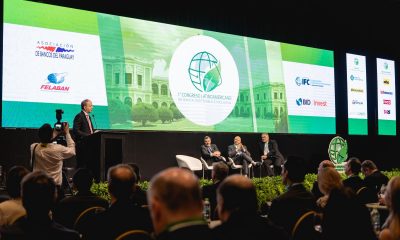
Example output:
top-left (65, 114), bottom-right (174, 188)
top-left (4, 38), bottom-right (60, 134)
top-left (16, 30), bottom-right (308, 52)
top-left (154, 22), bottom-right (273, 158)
top-left (30, 122), bottom-right (75, 200)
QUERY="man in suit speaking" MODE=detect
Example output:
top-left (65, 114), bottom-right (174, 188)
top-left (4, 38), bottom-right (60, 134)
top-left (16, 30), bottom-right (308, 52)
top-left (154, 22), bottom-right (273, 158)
top-left (73, 99), bottom-right (95, 168)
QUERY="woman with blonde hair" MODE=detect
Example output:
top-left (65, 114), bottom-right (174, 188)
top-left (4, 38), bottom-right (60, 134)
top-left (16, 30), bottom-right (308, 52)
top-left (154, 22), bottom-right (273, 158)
top-left (317, 167), bottom-right (376, 240)
top-left (380, 176), bottom-right (400, 240)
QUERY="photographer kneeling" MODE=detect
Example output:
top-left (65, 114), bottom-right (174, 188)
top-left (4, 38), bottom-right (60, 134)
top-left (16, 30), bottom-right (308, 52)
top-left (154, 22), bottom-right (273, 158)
top-left (30, 122), bottom-right (76, 201)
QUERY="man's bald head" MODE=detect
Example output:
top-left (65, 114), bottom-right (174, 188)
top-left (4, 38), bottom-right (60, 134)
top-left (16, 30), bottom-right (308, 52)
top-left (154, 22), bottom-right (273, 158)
top-left (148, 167), bottom-right (202, 212)
top-left (108, 164), bottom-right (136, 200)
top-left (217, 174), bottom-right (258, 214)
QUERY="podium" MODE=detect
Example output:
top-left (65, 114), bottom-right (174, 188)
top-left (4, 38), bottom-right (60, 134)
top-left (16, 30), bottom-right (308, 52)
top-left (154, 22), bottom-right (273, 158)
top-left (77, 131), bottom-right (128, 181)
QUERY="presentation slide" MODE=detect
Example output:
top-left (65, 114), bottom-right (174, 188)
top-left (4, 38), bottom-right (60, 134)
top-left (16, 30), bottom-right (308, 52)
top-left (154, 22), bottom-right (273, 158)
top-left (346, 53), bottom-right (368, 135)
top-left (2, 0), bottom-right (336, 134)
top-left (376, 58), bottom-right (396, 136)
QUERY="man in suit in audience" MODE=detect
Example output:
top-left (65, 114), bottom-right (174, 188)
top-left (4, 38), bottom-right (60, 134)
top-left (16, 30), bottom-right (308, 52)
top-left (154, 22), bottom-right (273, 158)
top-left (202, 162), bottom-right (229, 220)
top-left (361, 160), bottom-right (389, 195)
top-left (147, 167), bottom-right (212, 240)
top-left (200, 136), bottom-right (226, 166)
top-left (0, 171), bottom-right (80, 239)
top-left (268, 156), bottom-right (316, 234)
top-left (258, 133), bottom-right (284, 176)
top-left (53, 168), bottom-right (109, 229)
top-left (228, 136), bottom-right (261, 177)
top-left (212, 174), bottom-right (289, 240)
top-left (344, 157), bottom-right (377, 204)
top-left (87, 164), bottom-right (153, 239)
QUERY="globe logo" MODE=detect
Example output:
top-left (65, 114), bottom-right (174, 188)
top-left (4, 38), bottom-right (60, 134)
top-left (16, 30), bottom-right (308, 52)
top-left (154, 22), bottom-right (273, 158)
top-left (295, 77), bottom-right (302, 86)
top-left (350, 75), bottom-right (354, 81)
top-left (354, 58), bottom-right (359, 66)
top-left (47, 73), bottom-right (67, 84)
top-left (188, 51), bottom-right (222, 92)
top-left (328, 136), bottom-right (348, 164)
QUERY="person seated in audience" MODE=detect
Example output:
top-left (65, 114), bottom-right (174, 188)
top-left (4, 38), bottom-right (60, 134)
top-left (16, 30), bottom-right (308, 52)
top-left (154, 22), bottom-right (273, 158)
top-left (344, 157), bottom-right (377, 203)
top-left (31, 123), bottom-right (76, 201)
top-left (258, 133), bottom-right (284, 176)
top-left (317, 167), bottom-right (376, 240)
top-left (201, 136), bottom-right (227, 166)
top-left (147, 167), bottom-right (212, 240)
top-left (87, 164), bottom-right (153, 239)
top-left (0, 166), bottom-right (30, 226)
top-left (268, 156), bottom-right (316, 234)
top-left (379, 176), bottom-right (400, 240)
top-left (212, 174), bottom-right (289, 240)
top-left (228, 136), bottom-right (261, 177)
top-left (53, 168), bottom-right (109, 229)
top-left (362, 160), bottom-right (389, 195)
top-left (127, 162), bottom-right (148, 207)
top-left (311, 160), bottom-right (335, 199)
top-left (202, 161), bottom-right (229, 220)
top-left (1, 171), bottom-right (80, 239)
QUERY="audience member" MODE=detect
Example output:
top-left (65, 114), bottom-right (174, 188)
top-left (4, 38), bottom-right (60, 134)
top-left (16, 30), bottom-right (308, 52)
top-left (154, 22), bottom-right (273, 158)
top-left (0, 166), bottom-right (29, 226)
top-left (228, 136), bottom-right (260, 177)
top-left (379, 176), bottom-right (400, 240)
top-left (317, 167), bottom-right (376, 240)
top-left (201, 136), bottom-right (227, 166)
top-left (268, 156), bottom-right (316, 234)
top-left (311, 160), bottom-right (335, 199)
top-left (147, 167), bottom-right (212, 240)
top-left (258, 133), bottom-right (284, 176)
top-left (30, 123), bottom-right (75, 200)
top-left (53, 168), bottom-right (109, 229)
top-left (362, 160), bottom-right (389, 195)
top-left (1, 171), bottom-right (80, 239)
top-left (202, 162), bottom-right (229, 220)
top-left (343, 157), bottom-right (364, 193)
top-left (212, 174), bottom-right (289, 240)
top-left (127, 162), bottom-right (148, 207)
top-left (87, 164), bottom-right (152, 239)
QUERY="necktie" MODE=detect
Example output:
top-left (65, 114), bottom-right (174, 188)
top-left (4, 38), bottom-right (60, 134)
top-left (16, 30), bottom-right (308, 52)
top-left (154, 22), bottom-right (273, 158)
top-left (208, 146), bottom-right (212, 153)
top-left (86, 114), bottom-right (93, 134)
top-left (264, 143), bottom-right (269, 155)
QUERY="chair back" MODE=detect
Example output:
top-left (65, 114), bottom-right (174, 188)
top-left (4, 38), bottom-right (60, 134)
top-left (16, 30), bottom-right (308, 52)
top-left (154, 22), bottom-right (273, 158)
top-left (292, 210), bottom-right (319, 240)
top-left (73, 206), bottom-right (106, 235)
top-left (356, 186), bottom-right (378, 204)
top-left (115, 229), bottom-right (152, 240)
top-left (200, 157), bottom-right (213, 170)
top-left (175, 155), bottom-right (202, 171)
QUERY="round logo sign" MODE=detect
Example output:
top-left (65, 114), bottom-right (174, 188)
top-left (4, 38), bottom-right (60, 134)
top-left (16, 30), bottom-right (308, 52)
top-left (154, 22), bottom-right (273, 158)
top-left (169, 35), bottom-right (239, 126)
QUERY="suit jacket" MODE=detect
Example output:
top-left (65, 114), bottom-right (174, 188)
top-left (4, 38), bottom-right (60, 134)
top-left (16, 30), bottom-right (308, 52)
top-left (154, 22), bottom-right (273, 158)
top-left (212, 211), bottom-right (290, 240)
top-left (227, 144), bottom-right (251, 159)
top-left (268, 184), bottom-right (316, 234)
top-left (364, 171), bottom-right (389, 194)
top-left (342, 175), bottom-right (364, 194)
top-left (258, 140), bottom-right (284, 166)
top-left (200, 144), bottom-right (221, 165)
top-left (157, 220), bottom-right (212, 240)
top-left (73, 111), bottom-right (94, 141)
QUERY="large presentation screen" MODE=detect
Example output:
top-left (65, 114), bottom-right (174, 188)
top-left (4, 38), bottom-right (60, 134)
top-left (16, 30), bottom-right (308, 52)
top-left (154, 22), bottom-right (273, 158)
top-left (346, 53), bottom-right (368, 135)
top-left (2, 0), bottom-right (336, 133)
top-left (376, 58), bottom-right (396, 136)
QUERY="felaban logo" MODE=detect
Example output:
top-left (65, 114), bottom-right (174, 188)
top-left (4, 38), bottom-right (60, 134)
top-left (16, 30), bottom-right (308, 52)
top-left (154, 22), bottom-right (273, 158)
top-left (188, 51), bottom-right (222, 92)
top-left (169, 35), bottom-right (239, 126)
top-left (40, 73), bottom-right (70, 92)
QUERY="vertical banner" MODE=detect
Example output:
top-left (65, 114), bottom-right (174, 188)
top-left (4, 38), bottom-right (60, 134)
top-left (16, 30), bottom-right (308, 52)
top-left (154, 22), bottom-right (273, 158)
top-left (346, 53), bottom-right (368, 135)
top-left (377, 58), bottom-right (396, 135)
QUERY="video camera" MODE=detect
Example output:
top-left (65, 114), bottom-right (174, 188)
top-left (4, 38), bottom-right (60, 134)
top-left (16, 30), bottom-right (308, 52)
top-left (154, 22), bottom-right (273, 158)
top-left (54, 109), bottom-right (66, 131)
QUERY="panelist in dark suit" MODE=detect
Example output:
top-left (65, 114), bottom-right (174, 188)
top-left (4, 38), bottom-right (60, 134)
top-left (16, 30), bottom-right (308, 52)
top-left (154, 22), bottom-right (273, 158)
top-left (73, 99), bottom-right (94, 168)
top-left (258, 133), bottom-right (284, 176)
top-left (200, 136), bottom-right (225, 166)
top-left (228, 136), bottom-right (260, 177)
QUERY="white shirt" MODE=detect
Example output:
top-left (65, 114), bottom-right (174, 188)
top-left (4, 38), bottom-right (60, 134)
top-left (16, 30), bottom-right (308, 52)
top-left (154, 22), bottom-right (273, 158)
top-left (30, 133), bottom-right (75, 186)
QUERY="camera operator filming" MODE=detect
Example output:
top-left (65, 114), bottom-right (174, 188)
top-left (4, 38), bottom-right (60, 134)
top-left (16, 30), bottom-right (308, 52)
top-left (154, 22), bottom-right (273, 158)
top-left (30, 121), bottom-right (75, 200)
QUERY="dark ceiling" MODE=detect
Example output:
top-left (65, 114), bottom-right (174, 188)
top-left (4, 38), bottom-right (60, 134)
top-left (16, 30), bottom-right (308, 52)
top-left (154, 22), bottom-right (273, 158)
top-left (29, 0), bottom-right (400, 58)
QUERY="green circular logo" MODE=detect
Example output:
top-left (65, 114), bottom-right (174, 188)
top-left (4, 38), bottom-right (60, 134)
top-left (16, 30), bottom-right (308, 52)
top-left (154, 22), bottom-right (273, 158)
top-left (328, 136), bottom-right (348, 164)
top-left (354, 58), bottom-right (359, 66)
top-left (384, 62), bottom-right (389, 70)
top-left (189, 51), bottom-right (222, 93)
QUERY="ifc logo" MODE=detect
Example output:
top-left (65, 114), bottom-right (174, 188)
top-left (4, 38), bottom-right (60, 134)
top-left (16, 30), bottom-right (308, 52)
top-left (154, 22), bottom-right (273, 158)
top-left (189, 52), bottom-right (222, 92)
